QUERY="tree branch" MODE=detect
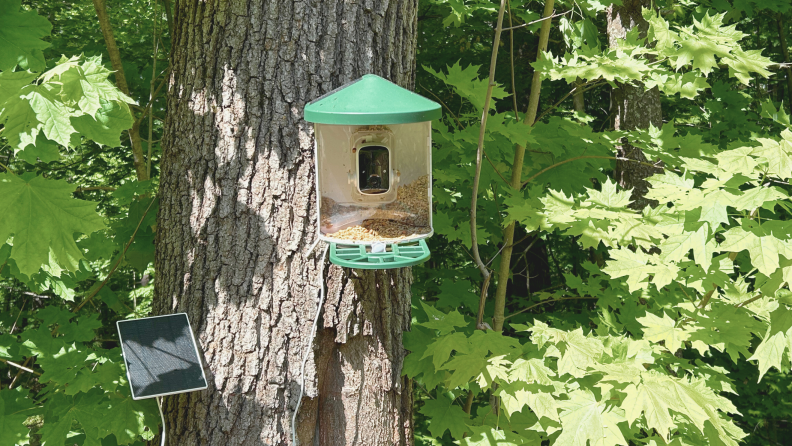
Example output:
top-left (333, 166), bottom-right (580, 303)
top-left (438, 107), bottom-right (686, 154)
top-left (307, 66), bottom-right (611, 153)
top-left (73, 196), bottom-right (157, 313)
top-left (492, 0), bottom-right (556, 333)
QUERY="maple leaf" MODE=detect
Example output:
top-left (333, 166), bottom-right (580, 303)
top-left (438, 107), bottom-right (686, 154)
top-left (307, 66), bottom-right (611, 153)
top-left (441, 352), bottom-right (488, 389)
top-left (622, 372), bottom-right (740, 440)
top-left (658, 223), bottom-right (715, 271)
top-left (103, 392), bottom-right (160, 444)
top-left (508, 358), bottom-right (556, 385)
top-left (38, 344), bottom-right (90, 387)
top-left (0, 173), bottom-right (105, 277)
top-left (417, 302), bottom-right (468, 335)
top-left (424, 61), bottom-right (508, 111)
top-left (555, 389), bottom-right (628, 446)
top-left (459, 426), bottom-right (539, 445)
top-left (751, 130), bottom-right (792, 180)
top-left (717, 227), bottom-right (792, 276)
top-left (0, 0), bottom-right (51, 71)
top-left (748, 306), bottom-right (792, 381)
top-left (421, 331), bottom-right (469, 369)
top-left (723, 48), bottom-right (773, 85)
top-left (0, 387), bottom-right (39, 446)
top-left (637, 312), bottom-right (693, 353)
top-left (419, 394), bottom-right (470, 439)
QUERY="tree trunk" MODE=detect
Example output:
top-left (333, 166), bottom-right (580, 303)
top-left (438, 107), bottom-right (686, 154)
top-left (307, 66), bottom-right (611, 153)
top-left (777, 14), bottom-right (792, 115)
top-left (152, 1), bottom-right (418, 445)
top-left (607, 0), bottom-right (662, 209)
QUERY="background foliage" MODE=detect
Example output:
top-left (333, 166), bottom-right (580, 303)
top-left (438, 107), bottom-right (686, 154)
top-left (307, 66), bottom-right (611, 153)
top-left (2, 0), bottom-right (792, 445)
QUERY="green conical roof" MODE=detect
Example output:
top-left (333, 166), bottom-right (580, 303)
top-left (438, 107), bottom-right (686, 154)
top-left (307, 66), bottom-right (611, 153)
top-left (303, 74), bottom-right (441, 125)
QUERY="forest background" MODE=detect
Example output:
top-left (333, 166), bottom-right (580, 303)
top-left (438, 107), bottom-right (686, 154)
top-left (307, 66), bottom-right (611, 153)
top-left (2, 0), bottom-right (792, 445)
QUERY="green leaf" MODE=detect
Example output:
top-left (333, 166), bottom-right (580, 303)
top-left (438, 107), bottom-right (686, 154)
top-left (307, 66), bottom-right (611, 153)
top-left (103, 393), bottom-right (159, 444)
top-left (25, 87), bottom-right (76, 148)
top-left (38, 344), bottom-right (90, 387)
top-left (555, 389), bottom-right (628, 446)
top-left (17, 133), bottom-right (60, 164)
top-left (0, 0), bottom-right (51, 71)
top-left (71, 100), bottom-right (134, 147)
top-left (748, 306), bottom-right (792, 380)
top-left (441, 352), bottom-right (488, 389)
top-left (459, 426), bottom-right (538, 445)
top-left (621, 372), bottom-right (740, 440)
top-left (717, 227), bottom-right (792, 276)
top-left (0, 387), bottom-right (38, 446)
top-left (419, 394), bottom-right (469, 440)
top-left (658, 224), bottom-right (714, 271)
top-left (0, 173), bottom-right (106, 277)
top-left (60, 314), bottom-right (102, 343)
top-left (637, 312), bottom-right (692, 353)
top-left (751, 130), bottom-right (792, 180)
top-left (424, 61), bottom-right (508, 111)
top-left (417, 302), bottom-right (468, 335)
top-left (422, 331), bottom-right (469, 369)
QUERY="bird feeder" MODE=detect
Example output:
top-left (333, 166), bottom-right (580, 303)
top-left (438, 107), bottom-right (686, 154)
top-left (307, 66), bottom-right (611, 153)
top-left (304, 74), bottom-right (441, 269)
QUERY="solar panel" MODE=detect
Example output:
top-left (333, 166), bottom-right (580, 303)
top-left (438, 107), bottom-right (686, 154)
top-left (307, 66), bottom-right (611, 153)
top-left (117, 313), bottom-right (208, 400)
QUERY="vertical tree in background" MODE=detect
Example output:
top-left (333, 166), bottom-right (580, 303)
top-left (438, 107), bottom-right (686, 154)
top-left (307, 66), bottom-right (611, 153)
top-left (153, 0), bottom-right (418, 444)
top-left (607, 0), bottom-right (662, 208)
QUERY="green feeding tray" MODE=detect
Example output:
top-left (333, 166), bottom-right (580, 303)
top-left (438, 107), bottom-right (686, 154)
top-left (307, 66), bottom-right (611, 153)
top-left (329, 240), bottom-right (431, 269)
top-left (304, 74), bottom-right (441, 125)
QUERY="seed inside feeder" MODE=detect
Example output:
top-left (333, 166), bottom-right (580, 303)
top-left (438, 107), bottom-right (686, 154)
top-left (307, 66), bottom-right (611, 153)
top-left (321, 175), bottom-right (431, 242)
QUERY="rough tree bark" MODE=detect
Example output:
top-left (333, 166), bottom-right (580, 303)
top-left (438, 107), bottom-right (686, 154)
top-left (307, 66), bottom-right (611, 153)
top-left (607, 0), bottom-right (662, 209)
top-left (152, 1), bottom-right (418, 445)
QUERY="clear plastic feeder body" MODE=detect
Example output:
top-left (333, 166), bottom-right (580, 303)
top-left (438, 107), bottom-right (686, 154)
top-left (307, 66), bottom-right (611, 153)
top-left (315, 122), bottom-right (433, 244)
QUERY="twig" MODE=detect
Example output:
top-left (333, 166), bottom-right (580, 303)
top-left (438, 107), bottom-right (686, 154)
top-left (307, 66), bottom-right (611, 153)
top-left (418, 83), bottom-right (464, 130)
top-left (507, 0), bottom-right (519, 117)
top-left (73, 196), bottom-right (157, 313)
top-left (483, 151), bottom-right (510, 185)
top-left (491, 0), bottom-right (555, 333)
top-left (504, 296), bottom-right (597, 320)
top-left (0, 358), bottom-right (41, 376)
top-left (10, 299), bottom-right (27, 334)
top-left (75, 186), bottom-right (118, 192)
top-left (501, 10), bottom-right (571, 31)
top-left (521, 155), bottom-right (661, 188)
top-left (738, 294), bottom-right (765, 308)
top-left (9, 357), bottom-right (32, 389)
top-left (534, 80), bottom-right (605, 124)
top-left (0, 160), bottom-right (14, 174)
top-left (469, 0), bottom-right (508, 329)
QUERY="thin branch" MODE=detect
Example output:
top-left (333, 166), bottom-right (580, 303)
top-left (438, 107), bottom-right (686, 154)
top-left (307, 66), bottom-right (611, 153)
top-left (483, 151), bottom-right (510, 185)
top-left (10, 299), bottom-right (26, 335)
top-left (501, 10), bottom-right (571, 31)
top-left (492, 0), bottom-right (555, 333)
top-left (75, 186), bottom-right (117, 192)
top-left (418, 83), bottom-right (464, 130)
top-left (469, 0), bottom-right (508, 305)
top-left (738, 294), bottom-right (765, 308)
top-left (9, 357), bottom-right (32, 389)
top-left (504, 296), bottom-right (598, 320)
top-left (534, 80), bottom-right (605, 124)
top-left (521, 155), bottom-right (661, 188)
top-left (73, 196), bottom-right (157, 313)
top-left (0, 160), bottom-right (14, 174)
top-left (0, 358), bottom-right (41, 376)
top-left (507, 0), bottom-right (519, 117)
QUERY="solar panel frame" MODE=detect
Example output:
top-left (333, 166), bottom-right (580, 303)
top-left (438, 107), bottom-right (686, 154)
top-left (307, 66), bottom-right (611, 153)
top-left (117, 313), bottom-right (208, 400)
